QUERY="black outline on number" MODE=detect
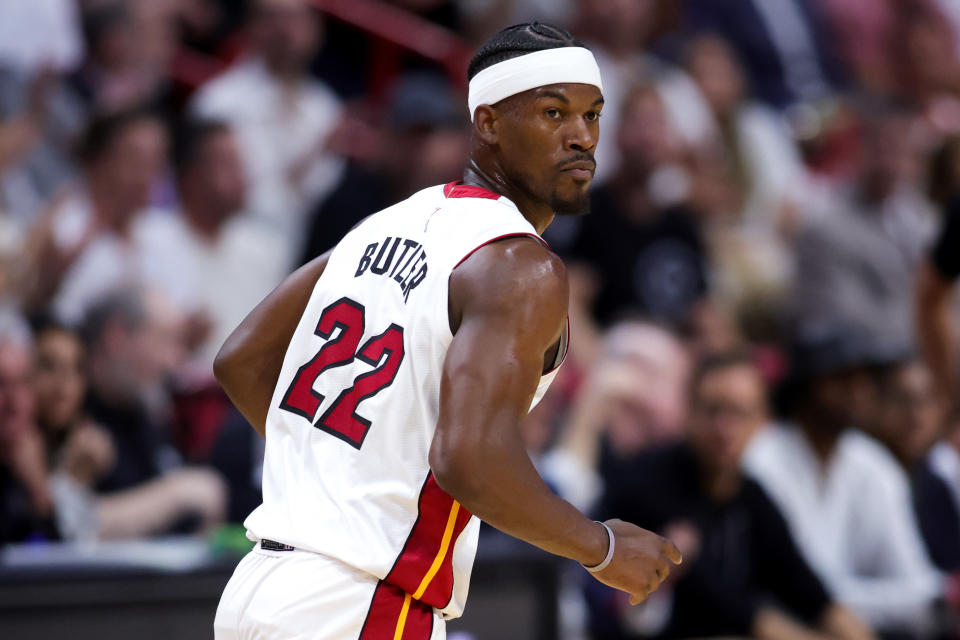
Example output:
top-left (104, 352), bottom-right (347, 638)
top-left (316, 323), bottom-right (405, 449)
top-left (278, 297), bottom-right (366, 422)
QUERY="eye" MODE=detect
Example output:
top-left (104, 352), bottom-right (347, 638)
top-left (545, 108), bottom-right (562, 119)
top-left (585, 111), bottom-right (601, 122)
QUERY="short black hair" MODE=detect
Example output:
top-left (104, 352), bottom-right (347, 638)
top-left (76, 105), bottom-right (161, 166)
top-left (172, 118), bottom-right (232, 177)
top-left (689, 349), bottom-right (762, 400)
top-left (467, 22), bottom-right (583, 82)
top-left (81, 289), bottom-right (147, 349)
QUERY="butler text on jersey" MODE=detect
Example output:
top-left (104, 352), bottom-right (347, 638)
top-left (355, 236), bottom-right (428, 302)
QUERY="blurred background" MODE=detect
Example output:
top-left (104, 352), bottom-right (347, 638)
top-left (4, 0), bottom-right (960, 638)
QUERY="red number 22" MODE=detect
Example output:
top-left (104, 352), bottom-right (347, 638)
top-left (279, 297), bottom-right (404, 449)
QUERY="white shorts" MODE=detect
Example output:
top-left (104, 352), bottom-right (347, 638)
top-left (214, 545), bottom-right (446, 640)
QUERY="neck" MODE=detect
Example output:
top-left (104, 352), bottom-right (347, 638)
top-left (701, 463), bottom-right (742, 503)
top-left (263, 57), bottom-right (302, 88)
top-left (183, 200), bottom-right (226, 242)
top-left (89, 182), bottom-right (133, 235)
top-left (798, 417), bottom-right (842, 462)
top-left (462, 160), bottom-right (555, 235)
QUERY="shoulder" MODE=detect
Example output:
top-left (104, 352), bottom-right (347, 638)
top-left (448, 235), bottom-right (567, 334)
top-left (190, 60), bottom-right (258, 115)
top-left (302, 77), bottom-right (343, 113)
top-left (454, 234), bottom-right (567, 298)
top-left (842, 430), bottom-right (905, 478)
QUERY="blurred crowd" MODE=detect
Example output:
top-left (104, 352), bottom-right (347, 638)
top-left (4, 0), bottom-right (960, 639)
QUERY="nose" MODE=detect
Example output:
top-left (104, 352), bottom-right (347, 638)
top-left (565, 116), bottom-right (597, 153)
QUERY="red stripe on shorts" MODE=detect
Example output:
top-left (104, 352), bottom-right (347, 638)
top-left (385, 473), bottom-right (472, 609)
top-left (359, 580), bottom-right (433, 640)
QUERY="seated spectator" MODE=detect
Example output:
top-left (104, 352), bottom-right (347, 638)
top-left (78, 289), bottom-right (226, 538)
top-left (138, 118), bottom-right (287, 371)
top-left (31, 318), bottom-right (115, 539)
top-left (0, 308), bottom-right (57, 543)
top-left (683, 35), bottom-right (808, 317)
top-left (590, 351), bottom-right (873, 640)
top-left (68, 0), bottom-right (175, 115)
top-left (869, 357), bottom-right (960, 572)
top-left (32, 318), bottom-right (113, 476)
top-left (190, 0), bottom-right (344, 254)
top-left (300, 71), bottom-right (468, 262)
top-left (545, 321), bottom-right (690, 512)
top-left (12, 106), bottom-right (168, 324)
top-left (792, 102), bottom-right (936, 351)
top-left (744, 328), bottom-right (942, 637)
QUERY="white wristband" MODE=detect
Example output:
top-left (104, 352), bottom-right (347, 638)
top-left (581, 521), bottom-right (615, 573)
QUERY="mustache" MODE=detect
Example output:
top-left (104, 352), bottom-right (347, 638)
top-left (557, 153), bottom-right (596, 170)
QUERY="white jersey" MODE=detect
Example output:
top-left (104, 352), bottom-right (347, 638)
top-left (244, 182), bottom-right (567, 619)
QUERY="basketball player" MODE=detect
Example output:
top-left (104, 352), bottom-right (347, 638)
top-left (213, 23), bottom-right (682, 639)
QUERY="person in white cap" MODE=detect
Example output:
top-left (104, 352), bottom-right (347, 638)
top-left (212, 22), bottom-right (681, 640)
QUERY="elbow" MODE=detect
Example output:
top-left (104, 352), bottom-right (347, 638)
top-left (429, 436), bottom-right (486, 504)
top-left (213, 339), bottom-right (239, 390)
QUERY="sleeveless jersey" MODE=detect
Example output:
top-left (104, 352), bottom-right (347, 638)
top-left (244, 182), bottom-right (568, 619)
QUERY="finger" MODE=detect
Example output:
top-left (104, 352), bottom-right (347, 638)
top-left (629, 590), bottom-right (649, 606)
top-left (661, 539), bottom-right (683, 565)
top-left (655, 561), bottom-right (671, 585)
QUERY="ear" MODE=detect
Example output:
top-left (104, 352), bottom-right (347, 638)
top-left (473, 105), bottom-right (499, 145)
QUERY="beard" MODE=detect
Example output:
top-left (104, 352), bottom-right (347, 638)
top-left (551, 188), bottom-right (591, 216)
top-left (514, 172), bottom-right (590, 216)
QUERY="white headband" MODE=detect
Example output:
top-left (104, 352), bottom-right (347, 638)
top-left (467, 47), bottom-right (603, 121)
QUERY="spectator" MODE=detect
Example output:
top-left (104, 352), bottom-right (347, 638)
top-left (68, 1), bottom-right (176, 115)
top-left (744, 327), bottom-right (942, 637)
top-left (32, 318), bottom-right (115, 540)
top-left (683, 34), bottom-right (809, 319)
top-left (32, 319), bottom-right (97, 459)
top-left (792, 102), bottom-right (935, 351)
top-left (137, 118), bottom-right (287, 370)
top-left (190, 0), bottom-right (344, 254)
top-left (79, 289), bottom-right (226, 538)
top-left (870, 357), bottom-right (960, 572)
top-left (546, 321), bottom-right (690, 513)
top-left (554, 83), bottom-right (709, 335)
top-left (591, 351), bottom-right (873, 640)
top-left (12, 106), bottom-right (169, 324)
top-left (0, 308), bottom-right (57, 543)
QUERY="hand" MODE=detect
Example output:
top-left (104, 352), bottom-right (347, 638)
top-left (58, 421), bottom-right (116, 487)
top-left (589, 519), bottom-right (683, 605)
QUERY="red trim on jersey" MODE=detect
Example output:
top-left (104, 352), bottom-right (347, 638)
top-left (452, 232), bottom-right (547, 269)
top-left (385, 473), bottom-right (473, 609)
top-left (359, 581), bottom-right (433, 640)
top-left (443, 181), bottom-right (501, 200)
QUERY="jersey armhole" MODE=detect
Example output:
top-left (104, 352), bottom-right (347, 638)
top-left (451, 232), bottom-right (549, 269)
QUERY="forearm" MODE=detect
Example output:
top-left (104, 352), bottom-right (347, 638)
top-left (431, 425), bottom-right (608, 566)
top-left (819, 603), bottom-right (875, 640)
top-left (215, 252), bottom-right (330, 435)
top-left (753, 607), bottom-right (832, 640)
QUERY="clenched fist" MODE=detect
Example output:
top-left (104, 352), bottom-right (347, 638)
top-left (588, 519), bottom-right (682, 605)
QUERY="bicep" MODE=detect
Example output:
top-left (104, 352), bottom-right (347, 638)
top-left (434, 239), bottom-right (568, 451)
